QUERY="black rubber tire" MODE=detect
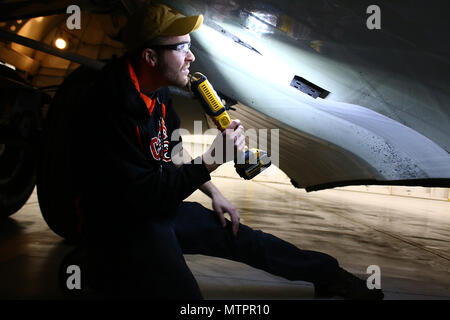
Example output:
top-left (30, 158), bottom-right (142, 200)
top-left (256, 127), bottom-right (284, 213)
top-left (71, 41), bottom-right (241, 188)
top-left (37, 66), bottom-right (100, 243)
top-left (0, 144), bottom-right (36, 218)
top-left (0, 66), bottom-right (38, 218)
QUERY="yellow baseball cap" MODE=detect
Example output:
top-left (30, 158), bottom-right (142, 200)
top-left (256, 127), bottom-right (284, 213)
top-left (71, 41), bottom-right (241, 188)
top-left (122, 3), bottom-right (203, 50)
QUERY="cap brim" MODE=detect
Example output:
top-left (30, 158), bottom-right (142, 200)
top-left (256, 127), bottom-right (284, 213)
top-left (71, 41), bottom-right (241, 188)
top-left (160, 14), bottom-right (203, 36)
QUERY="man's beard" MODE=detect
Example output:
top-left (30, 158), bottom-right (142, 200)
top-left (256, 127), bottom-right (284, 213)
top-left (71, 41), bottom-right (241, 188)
top-left (157, 55), bottom-right (190, 88)
top-left (163, 68), bottom-right (188, 88)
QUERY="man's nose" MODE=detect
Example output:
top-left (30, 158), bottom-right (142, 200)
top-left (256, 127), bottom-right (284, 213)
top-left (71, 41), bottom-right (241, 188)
top-left (186, 49), bottom-right (195, 62)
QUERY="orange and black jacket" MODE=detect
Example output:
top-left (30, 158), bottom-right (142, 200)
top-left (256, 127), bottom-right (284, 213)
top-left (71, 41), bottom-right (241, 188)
top-left (71, 57), bottom-right (211, 231)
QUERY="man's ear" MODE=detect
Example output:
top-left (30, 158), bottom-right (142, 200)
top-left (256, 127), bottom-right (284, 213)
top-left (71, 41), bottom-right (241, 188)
top-left (142, 48), bottom-right (158, 67)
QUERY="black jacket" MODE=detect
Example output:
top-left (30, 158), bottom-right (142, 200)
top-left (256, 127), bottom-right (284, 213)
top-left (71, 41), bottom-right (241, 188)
top-left (72, 57), bottom-right (211, 233)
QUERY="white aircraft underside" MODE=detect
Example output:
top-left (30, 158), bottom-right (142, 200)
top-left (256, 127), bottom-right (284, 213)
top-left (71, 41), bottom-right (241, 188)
top-left (164, 0), bottom-right (450, 190)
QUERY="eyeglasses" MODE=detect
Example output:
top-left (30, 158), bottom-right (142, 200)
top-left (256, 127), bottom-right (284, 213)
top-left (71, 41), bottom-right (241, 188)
top-left (150, 42), bottom-right (191, 55)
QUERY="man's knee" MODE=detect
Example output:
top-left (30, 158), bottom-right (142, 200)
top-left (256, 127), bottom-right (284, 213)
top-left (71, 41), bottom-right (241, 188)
top-left (310, 251), bottom-right (339, 273)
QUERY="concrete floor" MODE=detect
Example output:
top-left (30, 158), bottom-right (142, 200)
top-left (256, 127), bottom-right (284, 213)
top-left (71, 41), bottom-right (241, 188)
top-left (1, 170), bottom-right (449, 300)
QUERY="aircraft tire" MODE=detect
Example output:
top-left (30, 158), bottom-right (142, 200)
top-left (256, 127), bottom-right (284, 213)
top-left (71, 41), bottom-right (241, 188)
top-left (0, 66), bottom-right (39, 219)
top-left (37, 66), bottom-right (99, 244)
top-left (0, 143), bottom-right (36, 218)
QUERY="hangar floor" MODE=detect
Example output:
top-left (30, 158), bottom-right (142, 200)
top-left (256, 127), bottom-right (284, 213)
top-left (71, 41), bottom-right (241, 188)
top-left (0, 167), bottom-right (449, 300)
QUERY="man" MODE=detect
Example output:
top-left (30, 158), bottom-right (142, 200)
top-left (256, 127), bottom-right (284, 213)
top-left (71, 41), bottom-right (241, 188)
top-left (72, 2), bottom-right (383, 300)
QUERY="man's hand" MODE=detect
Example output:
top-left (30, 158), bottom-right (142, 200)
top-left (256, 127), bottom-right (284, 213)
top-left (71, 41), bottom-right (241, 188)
top-left (212, 192), bottom-right (240, 237)
top-left (202, 119), bottom-right (246, 173)
top-left (176, 135), bottom-right (242, 237)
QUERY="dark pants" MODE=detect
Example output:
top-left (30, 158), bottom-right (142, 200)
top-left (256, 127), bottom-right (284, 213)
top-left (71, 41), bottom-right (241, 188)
top-left (86, 201), bottom-right (339, 299)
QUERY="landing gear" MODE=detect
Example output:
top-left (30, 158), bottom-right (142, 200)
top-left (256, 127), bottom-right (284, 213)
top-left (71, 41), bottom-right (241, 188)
top-left (0, 65), bottom-right (42, 219)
